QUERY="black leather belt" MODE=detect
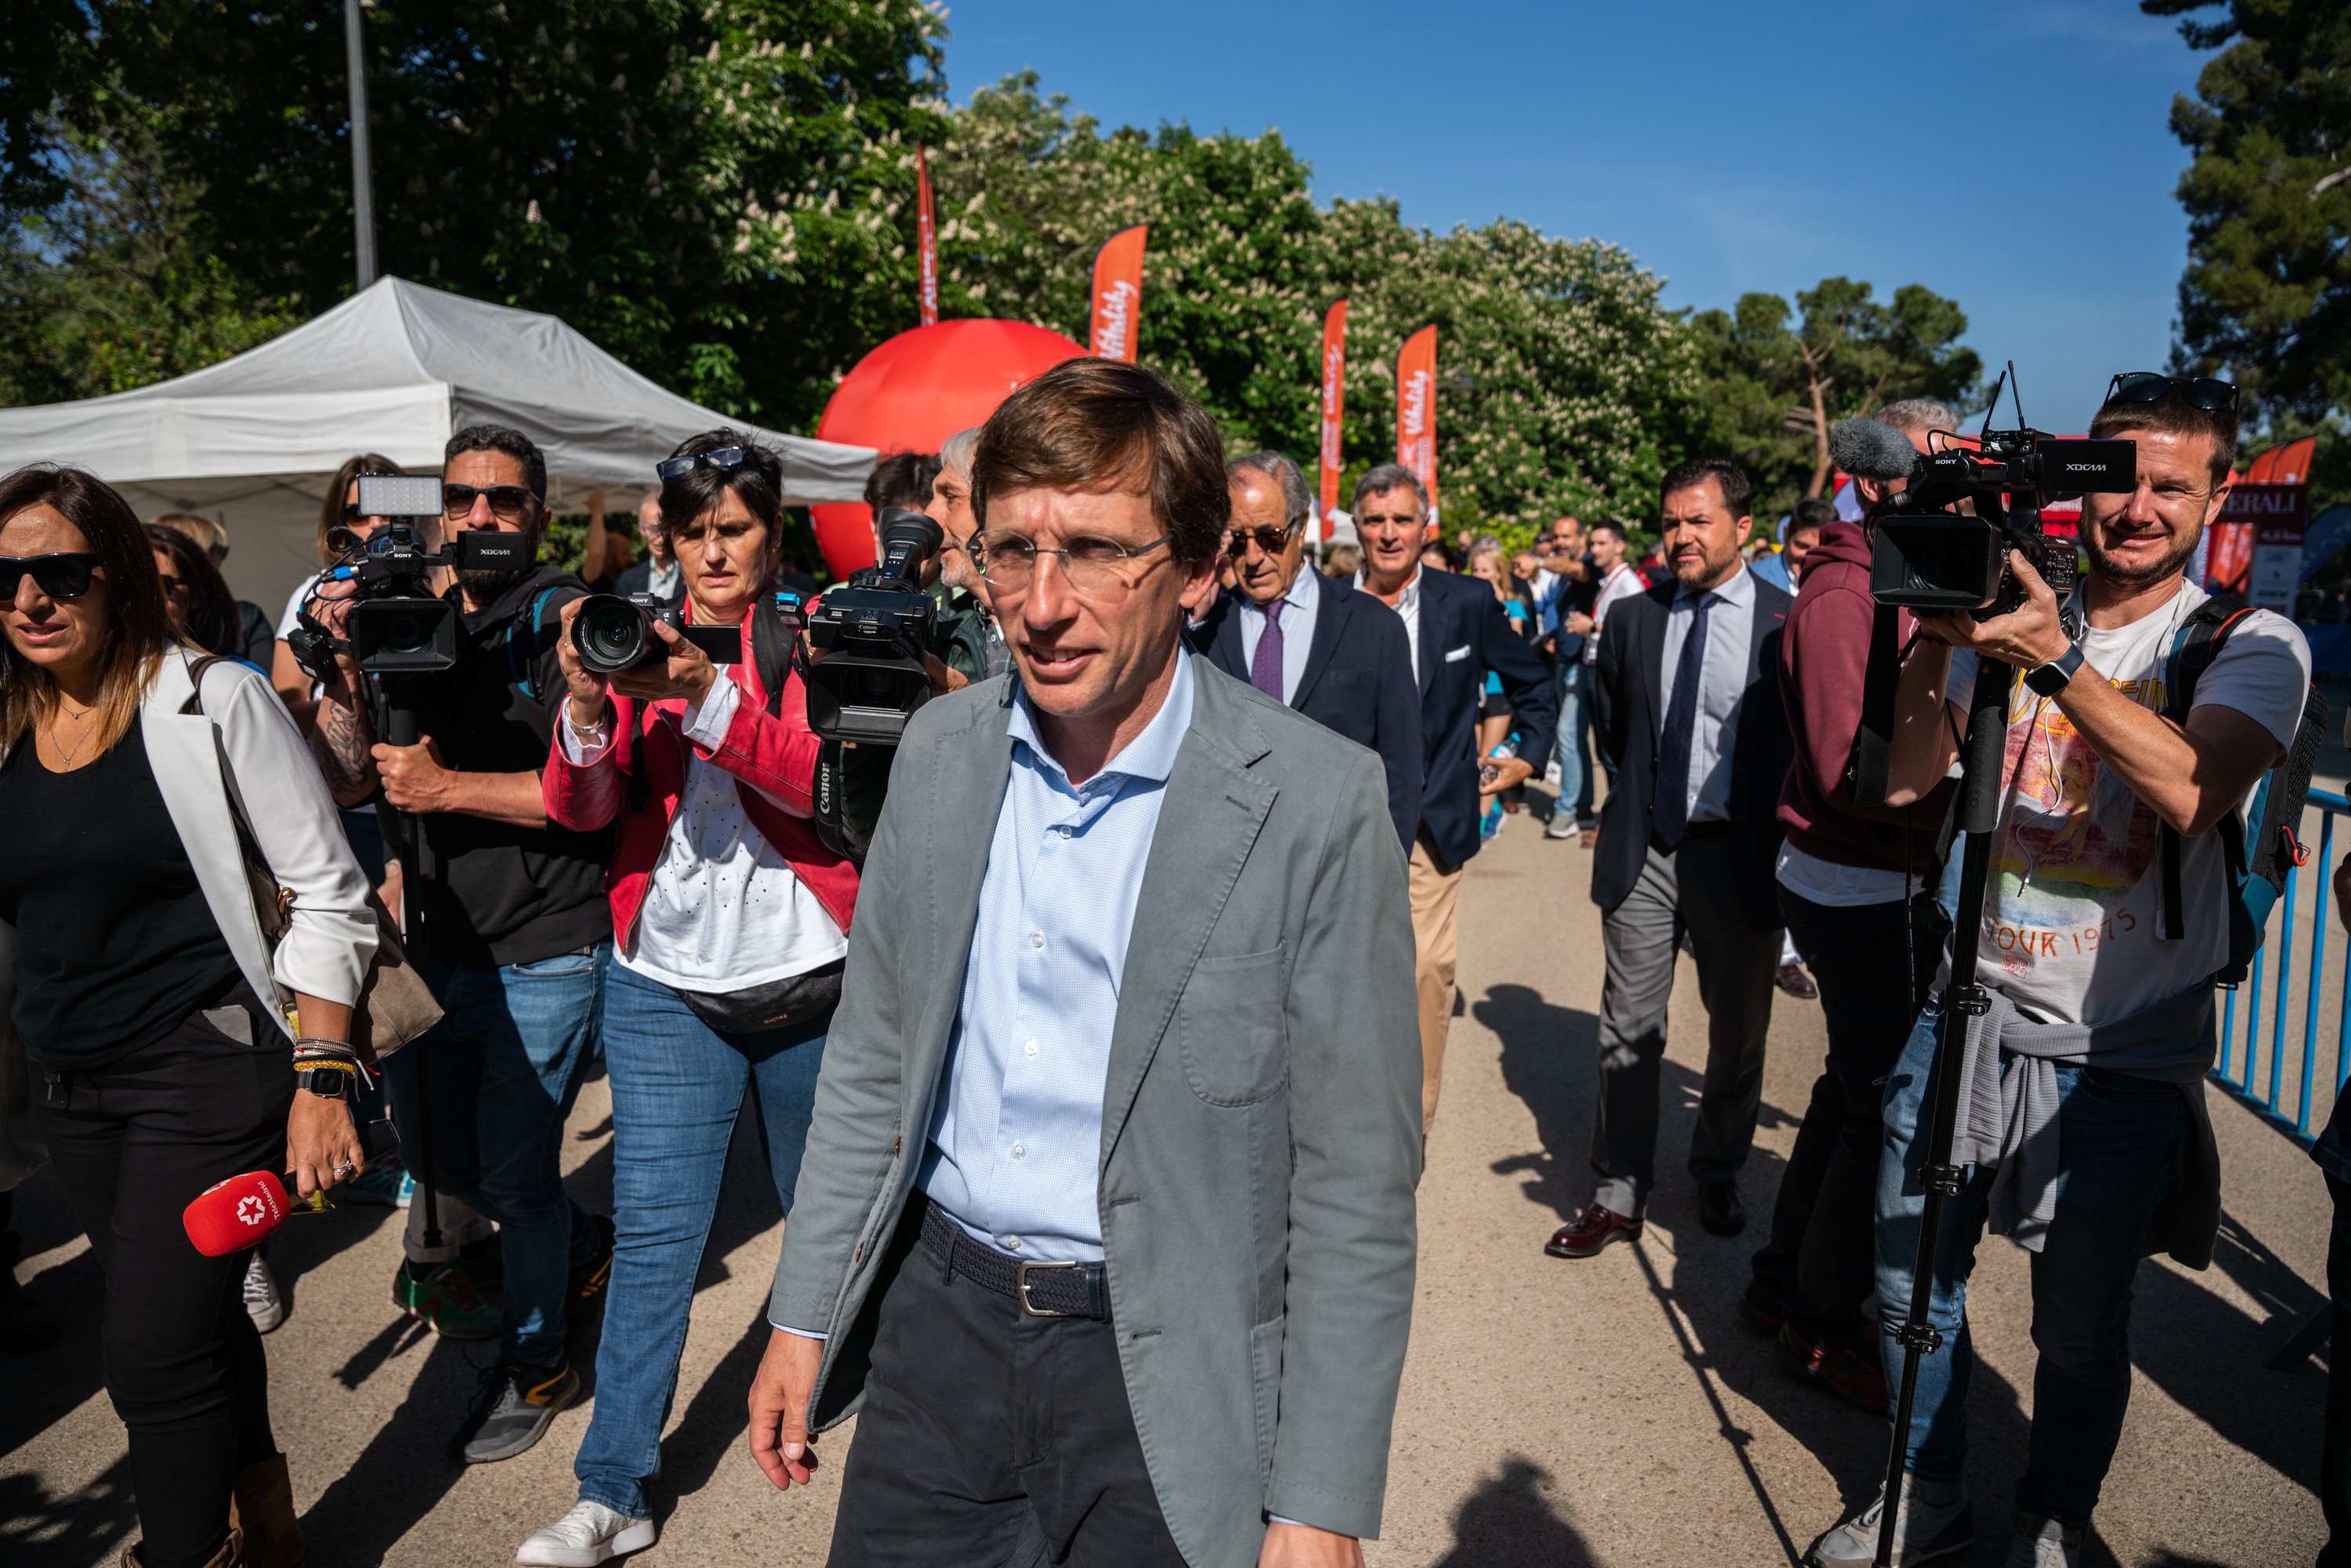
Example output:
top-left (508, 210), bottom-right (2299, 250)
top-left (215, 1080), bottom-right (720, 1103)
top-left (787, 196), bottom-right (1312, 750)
top-left (920, 1199), bottom-right (1107, 1320)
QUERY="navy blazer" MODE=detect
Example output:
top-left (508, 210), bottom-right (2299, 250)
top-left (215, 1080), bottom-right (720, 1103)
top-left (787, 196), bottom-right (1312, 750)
top-left (1589, 573), bottom-right (1793, 928)
top-left (1190, 574), bottom-right (1423, 851)
top-left (1407, 567), bottom-right (1557, 869)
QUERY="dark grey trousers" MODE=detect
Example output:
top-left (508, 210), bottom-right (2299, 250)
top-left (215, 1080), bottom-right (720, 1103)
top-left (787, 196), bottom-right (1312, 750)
top-left (827, 1215), bottom-right (1188, 1568)
top-left (1590, 831), bottom-right (1780, 1216)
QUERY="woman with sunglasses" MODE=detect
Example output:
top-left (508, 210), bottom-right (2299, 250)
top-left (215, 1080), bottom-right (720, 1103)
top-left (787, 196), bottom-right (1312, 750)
top-left (518, 432), bottom-right (877, 1565)
top-left (148, 524), bottom-right (252, 668)
top-left (270, 452), bottom-right (407, 711)
top-left (0, 466), bottom-right (379, 1568)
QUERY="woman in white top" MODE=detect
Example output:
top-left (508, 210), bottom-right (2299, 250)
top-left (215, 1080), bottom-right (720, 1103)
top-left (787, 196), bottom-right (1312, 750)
top-left (524, 433), bottom-right (864, 1565)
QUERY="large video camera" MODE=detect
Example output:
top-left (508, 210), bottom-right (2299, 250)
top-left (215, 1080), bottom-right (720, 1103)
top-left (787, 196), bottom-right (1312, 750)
top-left (287, 474), bottom-right (532, 679)
top-left (802, 506), bottom-right (944, 744)
top-left (1851, 372), bottom-right (2135, 621)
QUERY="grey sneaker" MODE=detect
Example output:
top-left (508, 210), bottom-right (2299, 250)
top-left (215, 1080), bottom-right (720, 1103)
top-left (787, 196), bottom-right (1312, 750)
top-left (461, 1357), bottom-right (579, 1464)
top-left (2002, 1513), bottom-right (2084, 1568)
top-left (1809, 1479), bottom-right (1973, 1566)
top-left (1544, 812), bottom-right (1579, 840)
top-left (242, 1251), bottom-right (284, 1334)
top-left (516, 1499), bottom-right (657, 1566)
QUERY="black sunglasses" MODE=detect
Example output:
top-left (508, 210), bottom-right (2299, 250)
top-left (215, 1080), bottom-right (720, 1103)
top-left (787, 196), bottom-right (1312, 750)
top-left (2106, 371), bottom-right (2237, 414)
top-left (655, 445), bottom-right (749, 482)
top-left (441, 483), bottom-right (538, 520)
top-left (0, 553), bottom-right (103, 600)
top-left (1226, 521), bottom-right (1302, 556)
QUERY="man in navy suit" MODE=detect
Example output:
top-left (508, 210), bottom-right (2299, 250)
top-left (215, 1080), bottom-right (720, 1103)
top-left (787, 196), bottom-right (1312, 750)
top-left (1190, 452), bottom-right (1422, 850)
top-left (1549, 458), bottom-right (1793, 1260)
top-left (1351, 463), bottom-right (1555, 1135)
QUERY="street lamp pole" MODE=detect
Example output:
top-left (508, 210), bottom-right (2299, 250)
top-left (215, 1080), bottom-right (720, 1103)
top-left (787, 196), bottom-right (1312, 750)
top-left (346, 0), bottom-right (379, 289)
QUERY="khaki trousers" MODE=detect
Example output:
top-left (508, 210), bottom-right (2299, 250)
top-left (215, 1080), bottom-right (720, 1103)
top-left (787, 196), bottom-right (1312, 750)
top-left (1408, 832), bottom-right (1464, 1134)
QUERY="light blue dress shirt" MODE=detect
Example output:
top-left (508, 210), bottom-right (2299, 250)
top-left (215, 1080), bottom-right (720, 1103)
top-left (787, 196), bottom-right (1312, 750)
top-left (1236, 562), bottom-right (1320, 705)
top-left (1657, 562), bottom-right (1756, 828)
top-left (915, 649), bottom-right (1198, 1264)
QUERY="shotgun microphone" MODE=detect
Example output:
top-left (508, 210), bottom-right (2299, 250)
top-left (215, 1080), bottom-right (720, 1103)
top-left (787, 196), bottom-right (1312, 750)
top-left (1829, 418), bottom-right (1931, 484)
top-left (183, 1171), bottom-right (296, 1257)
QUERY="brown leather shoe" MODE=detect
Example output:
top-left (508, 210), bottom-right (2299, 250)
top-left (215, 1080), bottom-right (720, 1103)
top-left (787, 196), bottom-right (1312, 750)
top-left (1544, 1203), bottom-right (1643, 1258)
top-left (230, 1453), bottom-right (306, 1568)
top-left (1578, 826), bottom-right (1598, 849)
top-left (121, 1528), bottom-right (245, 1567)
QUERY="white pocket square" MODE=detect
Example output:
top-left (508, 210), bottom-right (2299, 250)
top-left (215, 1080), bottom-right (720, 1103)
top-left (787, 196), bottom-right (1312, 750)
top-left (1444, 645), bottom-right (1472, 663)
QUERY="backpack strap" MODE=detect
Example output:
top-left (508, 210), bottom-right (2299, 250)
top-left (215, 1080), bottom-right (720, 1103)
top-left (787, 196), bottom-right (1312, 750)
top-left (1844, 602), bottom-right (1904, 809)
top-left (751, 592), bottom-right (795, 720)
top-left (504, 585), bottom-right (567, 702)
top-left (2157, 593), bottom-right (2255, 941)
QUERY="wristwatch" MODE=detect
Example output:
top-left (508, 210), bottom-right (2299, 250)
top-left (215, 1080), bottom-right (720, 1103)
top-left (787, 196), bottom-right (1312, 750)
top-left (2024, 641), bottom-right (2085, 697)
top-left (295, 1065), bottom-right (355, 1102)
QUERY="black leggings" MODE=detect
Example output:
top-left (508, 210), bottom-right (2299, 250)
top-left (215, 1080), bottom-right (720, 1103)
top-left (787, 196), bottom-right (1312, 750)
top-left (37, 1010), bottom-right (288, 1568)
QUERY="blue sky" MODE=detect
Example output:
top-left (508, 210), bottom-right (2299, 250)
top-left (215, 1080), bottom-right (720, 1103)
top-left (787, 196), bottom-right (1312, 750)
top-left (940, 0), bottom-right (2217, 433)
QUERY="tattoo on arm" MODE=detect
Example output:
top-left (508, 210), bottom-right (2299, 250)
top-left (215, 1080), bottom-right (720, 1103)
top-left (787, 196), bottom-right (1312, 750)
top-left (317, 693), bottom-right (376, 801)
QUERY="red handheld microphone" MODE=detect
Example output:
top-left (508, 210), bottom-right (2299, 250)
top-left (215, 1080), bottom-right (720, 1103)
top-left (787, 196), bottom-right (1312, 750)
top-left (183, 1171), bottom-right (295, 1257)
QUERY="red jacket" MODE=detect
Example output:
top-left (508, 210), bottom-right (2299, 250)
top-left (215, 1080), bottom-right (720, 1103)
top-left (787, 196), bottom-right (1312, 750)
top-left (541, 604), bottom-right (860, 949)
top-left (1774, 521), bottom-right (1955, 876)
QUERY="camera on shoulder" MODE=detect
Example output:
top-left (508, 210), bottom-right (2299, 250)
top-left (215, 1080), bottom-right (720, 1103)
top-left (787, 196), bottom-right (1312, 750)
top-left (802, 506), bottom-right (944, 744)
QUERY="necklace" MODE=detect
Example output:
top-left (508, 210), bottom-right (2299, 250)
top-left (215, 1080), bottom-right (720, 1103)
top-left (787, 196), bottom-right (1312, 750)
top-left (48, 701), bottom-right (99, 770)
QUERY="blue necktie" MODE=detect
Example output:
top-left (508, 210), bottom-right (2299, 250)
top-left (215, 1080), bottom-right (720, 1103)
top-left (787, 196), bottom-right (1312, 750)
top-left (1250, 599), bottom-right (1285, 701)
top-left (1652, 591), bottom-right (1719, 852)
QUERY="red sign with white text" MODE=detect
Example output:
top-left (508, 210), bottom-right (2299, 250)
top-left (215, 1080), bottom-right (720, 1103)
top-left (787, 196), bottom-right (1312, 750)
top-left (915, 143), bottom-right (939, 328)
top-left (1089, 225), bottom-right (1147, 362)
top-left (1319, 300), bottom-right (1348, 534)
top-left (1395, 325), bottom-right (1437, 511)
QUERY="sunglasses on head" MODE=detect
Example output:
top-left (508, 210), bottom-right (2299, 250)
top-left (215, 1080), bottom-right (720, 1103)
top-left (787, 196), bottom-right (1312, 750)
top-left (655, 445), bottom-right (749, 482)
top-left (0, 553), bottom-right (103, 600)
top-left (2106, 371), bottom-right (2237, 413)
top-left (441, 483), bottom-right (538, 520)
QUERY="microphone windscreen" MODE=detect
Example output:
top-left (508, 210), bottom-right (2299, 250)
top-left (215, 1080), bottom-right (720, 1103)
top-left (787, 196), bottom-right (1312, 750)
top-left (183, 1171), bottom-right (292, 1257)
top-left (1828, 418), bottom-right (1927, 483)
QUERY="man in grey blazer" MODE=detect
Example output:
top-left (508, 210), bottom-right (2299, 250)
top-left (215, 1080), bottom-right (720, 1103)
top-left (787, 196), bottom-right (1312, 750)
top-left (745, 358), bottom-right (1422, 1568)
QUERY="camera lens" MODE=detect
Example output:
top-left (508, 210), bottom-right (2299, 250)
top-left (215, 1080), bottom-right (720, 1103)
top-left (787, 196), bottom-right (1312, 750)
top-left (574, 596), bottom-right (650, 675)
top-left (382, 610), bottom-right (429, 654)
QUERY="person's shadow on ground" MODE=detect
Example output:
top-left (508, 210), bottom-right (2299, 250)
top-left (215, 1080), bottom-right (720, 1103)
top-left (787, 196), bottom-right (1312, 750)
top-left (1425, 1454), bottom-right (1599, 1567)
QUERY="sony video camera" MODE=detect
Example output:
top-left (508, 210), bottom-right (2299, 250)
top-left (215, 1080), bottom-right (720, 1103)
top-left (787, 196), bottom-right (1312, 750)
top-left (1856, 370), bottom-right (2136, 621)
top-left (287, 474), bottom-right (533, 679)
top-left (571, 592), bottom-right (742, 675)
top-left (802, 506), bottom-right (944, 744)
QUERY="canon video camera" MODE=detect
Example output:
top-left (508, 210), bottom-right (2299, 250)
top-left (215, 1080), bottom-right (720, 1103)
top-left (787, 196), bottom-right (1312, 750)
top-left (287, 473), bottom-right (533, 679)
top-left (802, 506), bottom-right (944, 744)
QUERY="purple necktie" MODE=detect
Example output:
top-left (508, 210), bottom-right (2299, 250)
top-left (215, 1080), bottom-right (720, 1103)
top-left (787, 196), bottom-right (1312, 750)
top-left (1251, 599), bottom-right (1285, 700)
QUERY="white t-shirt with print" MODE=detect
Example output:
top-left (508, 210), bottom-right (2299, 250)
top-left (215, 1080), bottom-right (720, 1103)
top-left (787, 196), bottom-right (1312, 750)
top-left (1960, 580), bottom-right (2310, 1026)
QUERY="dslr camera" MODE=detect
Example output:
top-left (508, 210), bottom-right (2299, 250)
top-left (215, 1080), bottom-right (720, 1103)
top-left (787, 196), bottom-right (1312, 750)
top-left (802, 506), bottom-right (944, 744)
top-left (571, 592), bottom-right (742, 675)
top-left (1852, 374), bottom-right (2136, 620)
top-left (288, 474), bottom-right (533, 679)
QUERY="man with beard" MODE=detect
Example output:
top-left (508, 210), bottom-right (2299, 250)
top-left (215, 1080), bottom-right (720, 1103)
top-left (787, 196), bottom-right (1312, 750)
top-left (1549, 458), bottom-right (1791, 1259)
top-left (1807, 376), bottom-right (2310, 1568)
top-left (313, 423), bottom-right (616, 1462)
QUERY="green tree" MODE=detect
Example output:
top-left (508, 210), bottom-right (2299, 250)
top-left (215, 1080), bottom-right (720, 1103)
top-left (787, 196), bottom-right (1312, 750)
top-left (2144, 0), bottom-right (2351, 431)
top-left (1684, 277), bottom-right (1981, 518)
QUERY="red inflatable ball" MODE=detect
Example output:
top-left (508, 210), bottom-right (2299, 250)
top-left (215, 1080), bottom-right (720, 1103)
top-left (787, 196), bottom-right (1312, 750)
top-left (813, 318), bottom-right (1087, 577)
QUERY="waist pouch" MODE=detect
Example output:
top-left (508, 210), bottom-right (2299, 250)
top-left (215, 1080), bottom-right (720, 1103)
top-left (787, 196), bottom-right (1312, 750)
top-left (677, 958), bottom-right (843, 1037)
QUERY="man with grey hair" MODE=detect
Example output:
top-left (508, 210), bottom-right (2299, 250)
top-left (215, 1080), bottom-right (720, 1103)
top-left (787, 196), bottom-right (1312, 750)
top-left (924, 427), bottom-right (1003, 681)
top-left (1836, 398), bottom-right (1961, 520)
top-left (1190, 451), bottom-right (1422, 849)
top-left (614, 488), bottom-right (683, 612)
top-left (1352, 461), bottom-right (1553, 1132)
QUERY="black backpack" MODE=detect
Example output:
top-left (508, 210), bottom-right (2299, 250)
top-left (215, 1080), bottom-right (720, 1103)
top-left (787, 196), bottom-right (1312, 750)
top-left (2156, 592), bottom-right (2327, 985)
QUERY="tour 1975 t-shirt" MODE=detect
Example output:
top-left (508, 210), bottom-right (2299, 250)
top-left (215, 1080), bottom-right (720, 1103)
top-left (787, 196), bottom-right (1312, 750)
top-left (1954, 579), bottom-right (2312, 1027)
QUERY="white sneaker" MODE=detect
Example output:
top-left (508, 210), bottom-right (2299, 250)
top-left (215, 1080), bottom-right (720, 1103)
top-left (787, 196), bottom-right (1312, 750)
top-left (517, 1500), bottom-right (656, 1566)
top-left (2002, 1513), bottom-right (2084, 1568)
top-left (242, 1251), bottom-right (284, 1334)
top-left (1808, 1477), bottom-right (1973, 1566)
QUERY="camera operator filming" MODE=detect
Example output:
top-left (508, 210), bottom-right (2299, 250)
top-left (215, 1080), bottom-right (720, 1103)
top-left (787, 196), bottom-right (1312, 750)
top-left (516, 433), bottom-right (926, 1566)
top-left (308, 425), bottom-right (618, 1465)
top-left (1809, 374), bottom-right (2317, 1568)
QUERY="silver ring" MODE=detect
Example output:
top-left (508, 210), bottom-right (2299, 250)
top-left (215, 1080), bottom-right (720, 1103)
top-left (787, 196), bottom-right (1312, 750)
top-left (331, 1164), bottom-right (356, 1177)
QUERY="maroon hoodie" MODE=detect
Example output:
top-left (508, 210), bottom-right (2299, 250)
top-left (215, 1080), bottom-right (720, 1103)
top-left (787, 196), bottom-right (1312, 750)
top-left (1775, 520), bottom-right (1954, 875)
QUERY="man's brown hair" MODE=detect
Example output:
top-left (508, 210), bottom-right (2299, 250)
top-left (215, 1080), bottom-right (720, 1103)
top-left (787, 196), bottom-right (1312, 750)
top-left (970, 358), bottom-right (1230, 563)
top-left (2088, 387), bottom-right (2239, 485)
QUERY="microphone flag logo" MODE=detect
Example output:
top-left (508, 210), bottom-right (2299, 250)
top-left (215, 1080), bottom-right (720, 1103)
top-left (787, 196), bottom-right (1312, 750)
top-left (238, 1194), bottom-right (268, 1226)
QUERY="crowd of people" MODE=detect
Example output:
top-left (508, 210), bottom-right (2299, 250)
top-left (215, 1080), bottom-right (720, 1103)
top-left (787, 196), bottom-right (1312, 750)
top-left (0, 354), bottom-right (2343, 1568)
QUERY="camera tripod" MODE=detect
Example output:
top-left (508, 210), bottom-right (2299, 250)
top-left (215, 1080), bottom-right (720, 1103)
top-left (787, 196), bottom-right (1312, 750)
top-left (1872, 650), bottom-right (2012, 1567)
top-left (375, 675), bottom-right (448, 1255)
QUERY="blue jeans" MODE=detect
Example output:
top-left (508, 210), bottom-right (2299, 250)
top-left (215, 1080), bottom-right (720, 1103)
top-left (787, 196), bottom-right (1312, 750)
top-left (1874, 1003), bottom-right (2191, 1523)
top-left (1553, 659), bottom-right (1596, 825)
top-left (383, 942), bottom-right (609, 1369)
top-left (573, 960), bottom-right (829, 1519)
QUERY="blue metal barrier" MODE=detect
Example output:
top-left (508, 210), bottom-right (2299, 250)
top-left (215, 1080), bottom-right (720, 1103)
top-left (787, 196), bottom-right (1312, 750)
top-left (2215, 787), bottom-right (2349, 1147)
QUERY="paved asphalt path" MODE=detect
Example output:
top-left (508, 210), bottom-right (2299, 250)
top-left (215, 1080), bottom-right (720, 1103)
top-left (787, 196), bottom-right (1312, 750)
top-left (2, 803), bottom-right (2333, 1566)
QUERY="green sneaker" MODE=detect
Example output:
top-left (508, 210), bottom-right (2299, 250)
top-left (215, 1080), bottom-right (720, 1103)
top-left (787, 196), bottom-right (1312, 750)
top-left (392, 1258), bottom-right (501, 1341)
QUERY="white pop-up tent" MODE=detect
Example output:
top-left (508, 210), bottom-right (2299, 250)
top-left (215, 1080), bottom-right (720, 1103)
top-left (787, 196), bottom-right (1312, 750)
top-left (0, 276), bottom-right (878, 603)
